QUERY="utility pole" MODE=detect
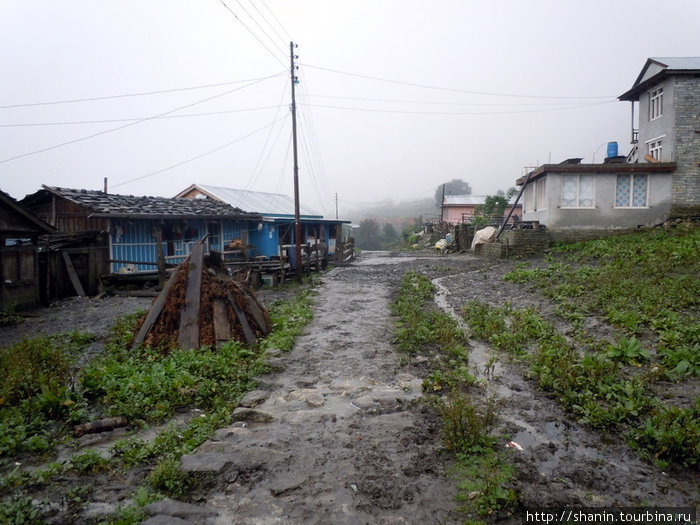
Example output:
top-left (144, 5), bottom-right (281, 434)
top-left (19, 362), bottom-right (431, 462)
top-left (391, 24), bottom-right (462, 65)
top-left (335, 193), bottom-right (338, 220)
top-left (290, 42), bottom-right (303, 283)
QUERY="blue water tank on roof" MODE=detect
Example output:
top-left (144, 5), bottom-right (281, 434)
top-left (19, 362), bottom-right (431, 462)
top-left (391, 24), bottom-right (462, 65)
top-left (606, 141), bottom-right (618, 158)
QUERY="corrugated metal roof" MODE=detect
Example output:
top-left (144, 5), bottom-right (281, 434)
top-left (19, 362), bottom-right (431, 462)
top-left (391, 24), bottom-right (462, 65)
top-left (187, 184), bottom-right (322, 218)
top-left (443, 194), bottom-right (519, 206)
top-left (38, 186), bottom-right (257, 219)
top-left (649, 57), bottom-right (700, 70)
top-left (620, 57), bottom-right (700, 101)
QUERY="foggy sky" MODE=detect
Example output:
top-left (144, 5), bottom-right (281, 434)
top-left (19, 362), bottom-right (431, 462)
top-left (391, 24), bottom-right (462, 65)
top-left (1, 0), bottom-right (698, 218)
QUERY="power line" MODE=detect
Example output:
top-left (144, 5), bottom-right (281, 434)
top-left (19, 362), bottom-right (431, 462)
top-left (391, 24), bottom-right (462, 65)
top-left (218, 0), bottom-right (287, 69)
top-left (306, 93), bottom-right (613, 107)
top-left (232, 0), bottom-right (287, 57)
top-left (0, 76), bottom-right (274, 165)
top-left (301, 99), bottom-right (616, 116)
top-left (249, 0), bottom-right (288, 48)
top-left (0, 105), bottom-right (285, 127)
top-left (304, 64), bottom-right (616, 100)
top-left (0, 73), bottom-right (285, 109)
top-left (111, 113), bottom-right (290, 189)
top-left (260, 0), bottom-right (293, 42)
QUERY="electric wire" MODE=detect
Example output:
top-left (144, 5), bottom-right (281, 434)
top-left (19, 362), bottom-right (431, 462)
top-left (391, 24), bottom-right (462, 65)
top-left (218, 0), bottom-right (287, 68)
top-left (300, 99), bottom-right (616, 116)
top-left (232, 0), bottom-right (287, 57)
top-left (240, 76), bottom-right (290, 193)
top-left (110, 113), bottom-right (290, 189)
top-left (249, 0), bottom-right (288, 48)
top-left (260, 0), bottom-right (293, 42)
top-left (303, 64), bottom-right (615, 99)
top-left (0, 73), bottom-right (285, 109)
top-left (0, 75), bottom-right (275, 165)
top-left (0, 105), bottom-right (285, 127)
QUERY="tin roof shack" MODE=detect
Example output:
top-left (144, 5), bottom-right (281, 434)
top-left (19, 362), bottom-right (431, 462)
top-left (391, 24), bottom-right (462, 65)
top-left (176, 184), bottom-right (351, 262)
top-left (21, 186), bottom-right (261, 293)
top-left (0, 189), bottom-right (55, 310)
top-left (442, 194), bottom-right (522, 226)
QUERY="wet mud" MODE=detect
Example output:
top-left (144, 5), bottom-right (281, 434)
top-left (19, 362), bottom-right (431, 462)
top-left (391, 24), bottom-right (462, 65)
top-left (2, 250), bottom-right (697, 523)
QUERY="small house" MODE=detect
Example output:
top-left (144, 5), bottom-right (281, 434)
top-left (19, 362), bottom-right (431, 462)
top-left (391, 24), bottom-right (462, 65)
top-left (0, 189), bottom-right (55, 309)
top-left (518, 57), bottom-right (699, 238)
top-left (442, 195), bottom-right (521, 226)
top-left (175, 184), bottom-right (351, 260)
top-left (21, 186), bottom-right (261, 292)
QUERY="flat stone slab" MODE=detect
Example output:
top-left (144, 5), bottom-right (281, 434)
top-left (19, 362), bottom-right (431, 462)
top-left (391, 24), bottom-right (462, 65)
top-left (145, 498), bottom-right (217, 518)
top-left (180, 452), bottom-right (232, 474)
top-left (239, 389), bottom-right (269, 408)
top-left (232, 407), bottom-right (277, 423)
top-left (142, 516), bottom-right (191, 525)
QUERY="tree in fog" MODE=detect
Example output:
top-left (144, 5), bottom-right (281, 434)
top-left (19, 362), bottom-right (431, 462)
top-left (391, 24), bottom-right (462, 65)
top-left (355, 218), bottom-right (382, 250)
top-left (381, 223), bottom-right (399, 248)
top-left (434, 179), bottom-right (472, 206)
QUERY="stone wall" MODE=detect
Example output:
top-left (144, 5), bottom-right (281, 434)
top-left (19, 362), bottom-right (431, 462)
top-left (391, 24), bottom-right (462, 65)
top-left (671, 76), bottom-right (700, 218)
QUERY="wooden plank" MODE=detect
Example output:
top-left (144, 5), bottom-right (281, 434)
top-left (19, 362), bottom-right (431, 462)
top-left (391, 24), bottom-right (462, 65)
top-left (231, 281), bottom-right (271, 333)
top-left (61, 250), bottom-right (86, 297)
top-left (131, 265), bottom-right (181, 349)
top-left (227, 292), bottom-right (257, 345)
top-left (178, 243), bottom-right (204, 350)
top-left (212, 298), bottom-right (232, 342)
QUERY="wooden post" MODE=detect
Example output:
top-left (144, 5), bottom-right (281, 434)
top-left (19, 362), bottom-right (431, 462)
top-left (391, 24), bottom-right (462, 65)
top-left (153, 226), bottom-right (166, 287)
top-left (178, 243), bottom-right (204, 350)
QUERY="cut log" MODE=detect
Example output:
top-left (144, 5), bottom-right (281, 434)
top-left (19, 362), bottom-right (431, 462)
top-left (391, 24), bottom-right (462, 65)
top-left (178, 243), bottom-right (204, 350)
top-left (212, 298), bottom-right (232, 341)
top-left (74, 416), bottom-right (128, 437)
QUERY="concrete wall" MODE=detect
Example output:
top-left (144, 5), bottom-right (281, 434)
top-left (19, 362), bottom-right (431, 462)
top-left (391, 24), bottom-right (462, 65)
top-left (522, 171), bottom-right (673, 229)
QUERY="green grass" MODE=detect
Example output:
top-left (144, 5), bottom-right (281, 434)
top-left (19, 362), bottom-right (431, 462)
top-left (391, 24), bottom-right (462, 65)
top-left (392, 271), bottom-right (517, 520)
top-left (468, 226), bottom-right (700, 468)
top-left (0, 282), bottom-right (317, 523)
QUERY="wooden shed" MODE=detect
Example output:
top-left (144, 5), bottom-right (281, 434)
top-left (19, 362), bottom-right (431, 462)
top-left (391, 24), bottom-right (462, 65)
top-left (0, 190), bottom-right (55, 310)
top-left (21, 186), bottom-right (261, 296)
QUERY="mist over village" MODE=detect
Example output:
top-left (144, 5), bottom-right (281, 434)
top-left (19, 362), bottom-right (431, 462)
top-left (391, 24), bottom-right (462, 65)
top-left (1, 2), bottom-right (698, 523)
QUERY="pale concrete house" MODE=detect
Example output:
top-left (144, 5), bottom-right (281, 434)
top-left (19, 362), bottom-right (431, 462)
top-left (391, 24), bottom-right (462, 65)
top-left (518, 57), bottom-right (699, 237)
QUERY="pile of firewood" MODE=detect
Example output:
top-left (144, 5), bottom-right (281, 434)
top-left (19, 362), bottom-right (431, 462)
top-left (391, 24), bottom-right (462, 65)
top-left (132, 243), bottom-right (271, 351)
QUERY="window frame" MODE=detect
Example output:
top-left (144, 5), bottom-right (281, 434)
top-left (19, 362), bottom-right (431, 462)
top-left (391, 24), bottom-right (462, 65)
top-left (649, 87), bottom-right (663, 121)
top-left (560, 174), bottom-right (595, 209)
top-left (647, 137), bottom-right (663, 161)
top-left (614, 174), bottom-right (649, 208)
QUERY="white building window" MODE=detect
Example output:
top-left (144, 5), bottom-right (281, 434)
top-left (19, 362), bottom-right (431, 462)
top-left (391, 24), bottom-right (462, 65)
top-left (536, 178), bottom-right (546, 211)
top-left (648, 138), bottom-right (663, 161)
top-left (615, 174), bottom-right (648, 207)
top-left (561, 174), bottom-right (594, 208)
top-left (649, 88), bottom-right (663, 120)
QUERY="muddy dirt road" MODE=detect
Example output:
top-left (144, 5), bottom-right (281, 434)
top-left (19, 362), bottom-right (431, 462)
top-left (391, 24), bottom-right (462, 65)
top-left (145, 250), bottom-right (697, 524)
top-left (2, 250), bottom-right (697, 524)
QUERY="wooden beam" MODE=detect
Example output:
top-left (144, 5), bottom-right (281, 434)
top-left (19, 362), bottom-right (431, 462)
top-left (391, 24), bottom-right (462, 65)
top-left (212, 298), bottom-right (232, 343)
top-left (227, 292), bottom-right (257, 345)
top-left (132, 264), bottom-right (180, 349)
top-left (61, 250), bottom-right (86, 297)
top-left (178, 243), bottom-right (204, 350)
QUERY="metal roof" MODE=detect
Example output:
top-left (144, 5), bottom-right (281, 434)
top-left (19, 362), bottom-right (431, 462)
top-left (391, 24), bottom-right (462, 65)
top-left (619, 57), bottom-right (700, 101)
top-left (443, 195), bottom-right (520, 206)
top-left (32, 186), bottom-right (259, 220)
top-left (177, 184), bottom-right (322, 218)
